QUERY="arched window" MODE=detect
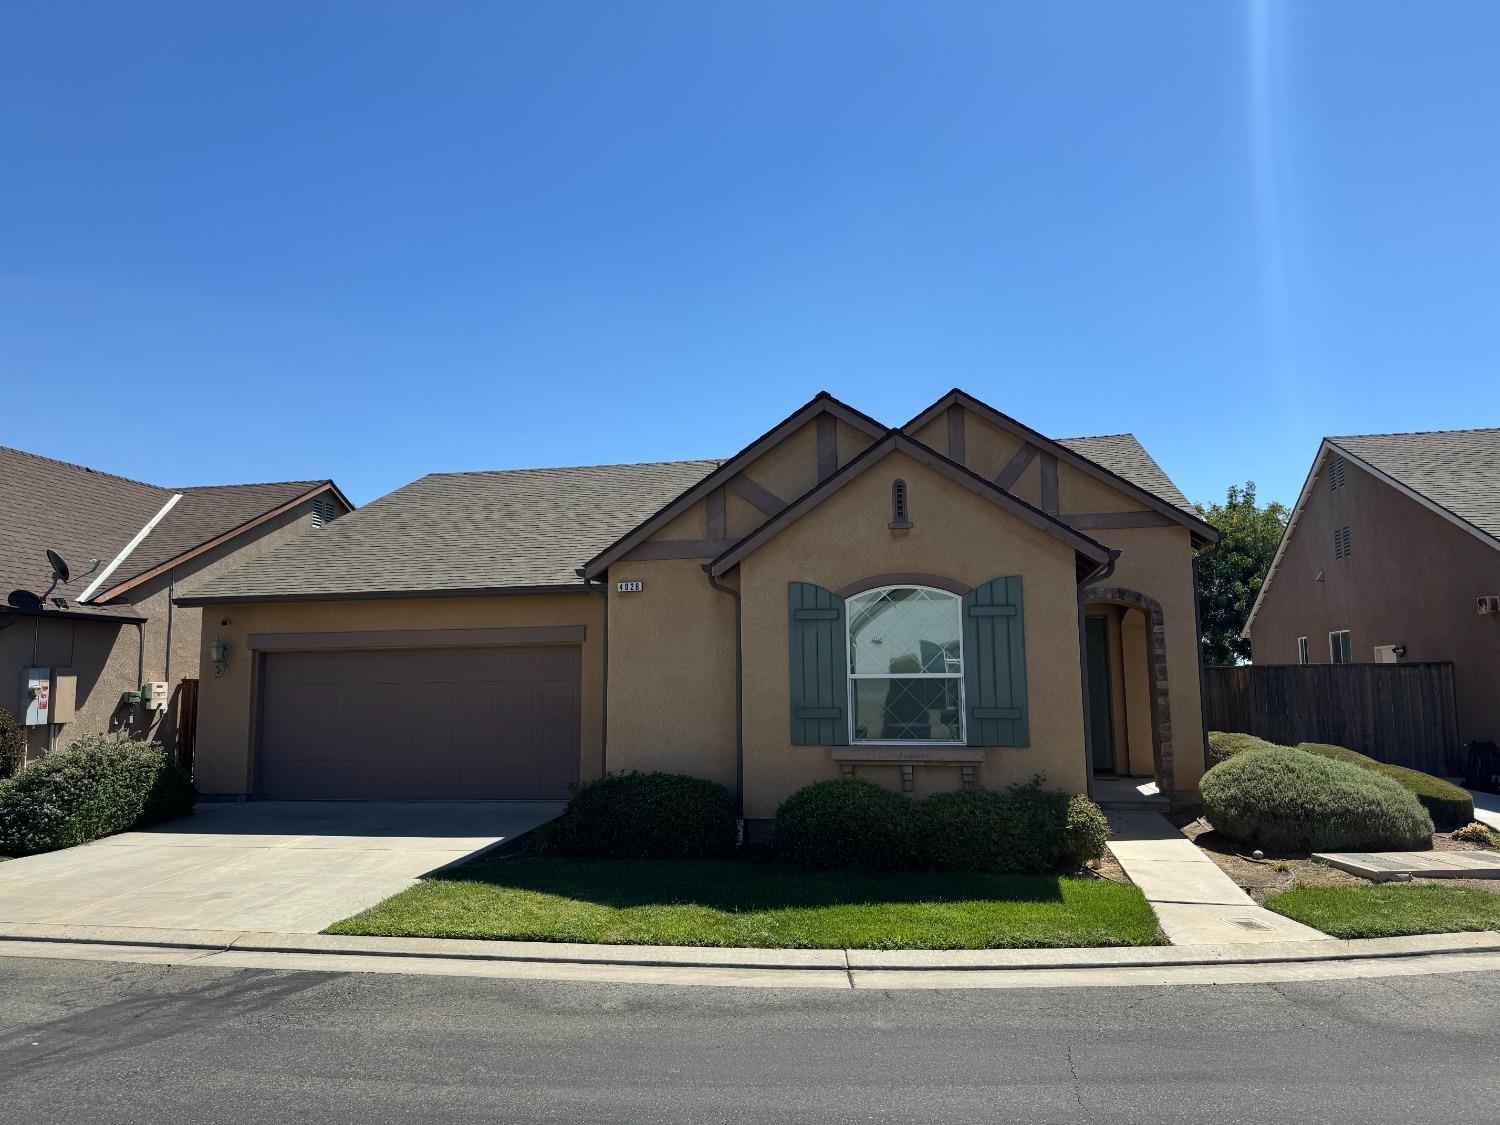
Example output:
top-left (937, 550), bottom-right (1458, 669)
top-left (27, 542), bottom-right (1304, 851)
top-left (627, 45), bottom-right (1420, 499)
top-left (846, 585), bottom-right (964, 744)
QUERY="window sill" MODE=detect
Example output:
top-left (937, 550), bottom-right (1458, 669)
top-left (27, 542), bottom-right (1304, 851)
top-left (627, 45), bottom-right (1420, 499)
top-left (831, 746), bottom-right (986, 764)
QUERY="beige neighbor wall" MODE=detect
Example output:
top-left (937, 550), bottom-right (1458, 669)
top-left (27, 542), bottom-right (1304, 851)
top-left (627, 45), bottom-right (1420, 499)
top-left (736, 450), bottom-right (1089, 820)
top-left (8, 498), bottom-right (327, 763)
top-left (192, 593), bottom-right (603, 797)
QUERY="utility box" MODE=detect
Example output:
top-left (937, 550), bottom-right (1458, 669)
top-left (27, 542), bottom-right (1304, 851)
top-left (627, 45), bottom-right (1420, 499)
top-left (21, 667), bottom-right (50, 726)
top-left (142, 681), bottom-right (170, 712)
top-left (50, 668), bottom-right (77, 724)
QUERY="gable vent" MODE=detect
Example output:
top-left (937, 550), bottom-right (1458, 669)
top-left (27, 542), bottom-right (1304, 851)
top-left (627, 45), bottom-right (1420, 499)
top-left (1328, 456), bottom-right (1346, 490)
top-left (1334, 525), bottom-right (1351, 559)
top-left (311, 494), bottom-right (339, 530)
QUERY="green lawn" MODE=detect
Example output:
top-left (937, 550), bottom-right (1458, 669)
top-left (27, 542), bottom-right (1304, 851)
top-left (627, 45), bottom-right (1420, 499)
top-left (1266, 883), bottom-right (1500, 939)
top-left (328, 857), bottom-right (1164, 949)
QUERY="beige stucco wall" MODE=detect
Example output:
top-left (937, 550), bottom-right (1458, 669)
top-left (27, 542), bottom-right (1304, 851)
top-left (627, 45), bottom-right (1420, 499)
top-left (191, 592), bottom-right (604, 796)
top-left (606, 559), bottom-right (737, 789)
top-left (7, 498), bottom-right (327, 763)
top-left (735, 450), bottom-right (1089, 819)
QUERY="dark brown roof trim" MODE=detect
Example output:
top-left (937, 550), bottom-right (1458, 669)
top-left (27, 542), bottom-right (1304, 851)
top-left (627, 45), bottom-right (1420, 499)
top-left (94, 481), bottom-right (351, 603)
top-left (904, 389), bottom-right (1220, 547)
top-left (174, 582), bottom-right (589, 608)
top-left (579, 391), bottom-right (886, 580)
top-left (1, 604), bottom-right (146, 625)
top-left (707, 430), bottom-right (1111, 578)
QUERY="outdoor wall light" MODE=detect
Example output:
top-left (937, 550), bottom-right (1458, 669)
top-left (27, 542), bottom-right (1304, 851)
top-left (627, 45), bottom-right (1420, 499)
top-left (210, 639), bottom-right (231, 676)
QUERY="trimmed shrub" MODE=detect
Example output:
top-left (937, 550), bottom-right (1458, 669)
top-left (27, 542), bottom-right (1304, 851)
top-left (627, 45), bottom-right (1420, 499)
top-left (536, 771), bottom-right (736, 860)
top-left (1064, 794), bottom-right (1111, 865)
top-left (1201, 746), bottom-right (1432, 853)
top-left (916, 782), bottom-right (1107, 874)
top-left (0, 707), bottom-right (23, 780)
top-left (0, 733), bottom-right (195, 856)
top-left (774, 777), bottom-right (918, 870)
top-left (1207, 731), bottom-right (1281, 766)
top-left (1297, 742), bottom-right (1474, 830)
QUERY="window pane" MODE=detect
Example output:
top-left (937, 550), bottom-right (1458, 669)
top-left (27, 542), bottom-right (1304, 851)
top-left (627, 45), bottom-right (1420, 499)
top-left (848, 587), bottom-right (962, 675)
top-left (852, 678), bottom-right (962, 742)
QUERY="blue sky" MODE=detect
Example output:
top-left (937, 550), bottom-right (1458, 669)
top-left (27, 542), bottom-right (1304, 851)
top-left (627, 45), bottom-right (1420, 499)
top-left (3, 2), bottom-right (1497, 510)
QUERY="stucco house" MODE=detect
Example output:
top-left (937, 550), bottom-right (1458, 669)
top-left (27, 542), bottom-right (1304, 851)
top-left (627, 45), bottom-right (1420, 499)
top-left (1244, 428), bottom-right (1500, 752)
top-left (1, 445), bottom-right (350, 764)
top-left (180, 390), bottom-right (1217, 824)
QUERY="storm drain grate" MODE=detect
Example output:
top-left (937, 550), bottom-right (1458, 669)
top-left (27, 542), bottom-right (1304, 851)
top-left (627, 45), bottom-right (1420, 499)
top-left (1226, 917), bottom-right (1274, 931)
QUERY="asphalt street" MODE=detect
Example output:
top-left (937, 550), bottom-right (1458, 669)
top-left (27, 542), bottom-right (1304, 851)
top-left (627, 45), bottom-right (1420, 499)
top-left (0, 955), bottom-right (1496, 1124)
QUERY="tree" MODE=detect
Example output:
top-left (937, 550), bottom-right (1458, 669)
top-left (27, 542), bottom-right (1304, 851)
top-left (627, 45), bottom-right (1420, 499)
top-left (1195, 482), bottom-right (1288, 666)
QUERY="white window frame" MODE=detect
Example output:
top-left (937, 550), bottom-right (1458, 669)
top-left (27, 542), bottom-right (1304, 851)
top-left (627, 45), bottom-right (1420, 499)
top-left (1297, 636), bottom-right (1309, 665)
top-left (846, 584), bottom-right (966, 746)
top-left (1329, 629), bottom-right (1352, 664)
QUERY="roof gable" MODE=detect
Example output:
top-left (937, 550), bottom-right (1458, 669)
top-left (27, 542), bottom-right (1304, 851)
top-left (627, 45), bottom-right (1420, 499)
top-left (579, 392), bottom-right (886, 579)
top-left (707, 431), bottom-right (1112, 582)
top-left (1242, 430), bottom-right (1500, 637)
top-left (904, 390), bottom-right (1218, 546)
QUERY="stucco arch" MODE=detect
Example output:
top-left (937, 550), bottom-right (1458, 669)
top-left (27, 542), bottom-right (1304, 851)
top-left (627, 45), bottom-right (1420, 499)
top-left (1081, 585), bottom-right (1175, 798)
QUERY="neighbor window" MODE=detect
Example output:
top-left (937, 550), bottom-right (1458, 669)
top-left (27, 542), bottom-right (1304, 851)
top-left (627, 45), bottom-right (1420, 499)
top-left (1329, 630), bottom-right (1352, 664)
top-left (1297, 636), bottom-right (1309, 665)
top-left (846, 585), bottom-right (963, 744)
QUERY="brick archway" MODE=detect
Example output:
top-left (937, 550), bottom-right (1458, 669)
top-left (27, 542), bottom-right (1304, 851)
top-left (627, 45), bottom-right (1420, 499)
top-left (1081, 585), bottom-right (1174, 799)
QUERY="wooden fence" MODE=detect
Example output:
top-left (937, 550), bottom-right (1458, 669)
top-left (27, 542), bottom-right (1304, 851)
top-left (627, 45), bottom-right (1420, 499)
top-left (1201, 663), bottom-right (1462, 775)
top-left (175, 677), bottom-right (199, 775)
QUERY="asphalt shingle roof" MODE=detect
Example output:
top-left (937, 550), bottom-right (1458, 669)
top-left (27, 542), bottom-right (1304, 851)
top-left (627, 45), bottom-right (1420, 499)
top-left (180, 460), bottom-right (722, 602)
top-left (0, 445), bottom-right (336, 618)
top-left (1056, 433), bottom-right (1196, 512)
top-left (1330, 428), bottom-right (1500, 541)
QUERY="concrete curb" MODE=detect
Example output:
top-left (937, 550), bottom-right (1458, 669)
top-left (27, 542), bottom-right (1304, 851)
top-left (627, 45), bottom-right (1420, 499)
top-left (1, 922), bottom-right (1498, 974)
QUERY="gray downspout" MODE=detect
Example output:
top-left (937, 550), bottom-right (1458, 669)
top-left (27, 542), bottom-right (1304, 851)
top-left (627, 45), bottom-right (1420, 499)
top-left (1077, 551), bottom-right (1121, 804)
top-left (164, 569), bottom-right (174, 683)
top-left (705, 567), bottom-right (744, 820)
top-left (1193, 552), bottom-right (1211, 782)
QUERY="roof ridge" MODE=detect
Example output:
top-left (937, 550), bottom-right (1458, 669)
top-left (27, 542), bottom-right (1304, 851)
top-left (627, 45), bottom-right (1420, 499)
top-left (172, 479), bottom-right (328, 492)
top-left (1331, 426), bottom-right (1500, 440)
top-left (426, 457), bottom-right (724, 479)
top-left (0, 444), bottom-right (170, 493)
top-left (1056, 432), bottom-right (1138, 443)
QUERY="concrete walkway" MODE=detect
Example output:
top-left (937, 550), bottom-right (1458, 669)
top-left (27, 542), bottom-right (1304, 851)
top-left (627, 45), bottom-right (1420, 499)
top-left (1469, 789), bottom-right (1500, 832)
top-left (1105, 811), bottom-right (1330, 945)
top-left (0, 801), bottom-right (561, 934)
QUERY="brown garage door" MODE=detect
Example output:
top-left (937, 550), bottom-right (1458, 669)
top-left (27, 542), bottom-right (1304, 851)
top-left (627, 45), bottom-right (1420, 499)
top-left (256, 646), bottom-right (581, 800)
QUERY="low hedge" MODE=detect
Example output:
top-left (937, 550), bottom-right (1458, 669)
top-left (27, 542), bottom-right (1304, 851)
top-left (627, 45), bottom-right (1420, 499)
top-left (1297, 742), bottom-right (1474, 830)
top-left (0, 733), bottom-right (195, 856)
top-left (774, 777), bottom-right (1108, 873)
top-left (774, 776), bottom-right (919, 869)
top-left (536, 771), bottom-right (737, 860)
top-left (1201, 746), bottom-right (1432, 853)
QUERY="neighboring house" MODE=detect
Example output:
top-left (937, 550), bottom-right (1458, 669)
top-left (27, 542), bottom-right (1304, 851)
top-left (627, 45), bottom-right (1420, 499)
top-left (1244, 427), bottom-right (1500, 750)
top-left (180, 390), bottom-right (1217, 823)
top-left (1, 446), bottom-right (350, 763)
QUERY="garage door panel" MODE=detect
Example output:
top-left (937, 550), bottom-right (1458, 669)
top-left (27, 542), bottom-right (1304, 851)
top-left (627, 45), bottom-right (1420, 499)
top-left (256, 645), bottom-right (581, 800)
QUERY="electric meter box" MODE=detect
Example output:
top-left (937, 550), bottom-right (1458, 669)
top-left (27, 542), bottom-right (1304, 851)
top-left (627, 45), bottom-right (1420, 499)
top-left (143, 681), bottom-right (171, 712)
top-left (22, 667), bottom-right (50, 726)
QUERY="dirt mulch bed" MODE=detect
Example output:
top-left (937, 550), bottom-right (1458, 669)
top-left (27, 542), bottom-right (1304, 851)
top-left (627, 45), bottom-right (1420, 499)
top-left (1181, 819), bottom-right (1500, 903)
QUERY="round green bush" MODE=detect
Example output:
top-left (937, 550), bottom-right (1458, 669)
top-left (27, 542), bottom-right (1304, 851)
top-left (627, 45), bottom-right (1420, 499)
top-left (774, 777), bottom-right (918, 869)
top-left (537, 771), bottom-right (736, 859)
top-left (1063, 794), bottom-right (1111, 865)
top-left (0, 733), bottom-right (195, 856)
top-left (1207, 731), bottom-right (1284, 766)
top-left (1201, 746), bottom-right (1433, 853)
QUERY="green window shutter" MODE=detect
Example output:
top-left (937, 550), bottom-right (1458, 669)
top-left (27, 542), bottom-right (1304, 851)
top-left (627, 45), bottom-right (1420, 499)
top-left (788, 581), bottom-right (848, 746)
top-left (963, 576), bottom-right (1029, 747)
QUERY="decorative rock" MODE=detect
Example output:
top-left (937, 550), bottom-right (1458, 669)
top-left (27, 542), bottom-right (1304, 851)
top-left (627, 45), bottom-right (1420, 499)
top-left (1252, 850), bottom-right (1264, 860)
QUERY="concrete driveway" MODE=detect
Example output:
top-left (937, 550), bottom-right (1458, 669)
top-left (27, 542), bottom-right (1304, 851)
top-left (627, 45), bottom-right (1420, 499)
top-left (0, 801), bottom-right (561, 934)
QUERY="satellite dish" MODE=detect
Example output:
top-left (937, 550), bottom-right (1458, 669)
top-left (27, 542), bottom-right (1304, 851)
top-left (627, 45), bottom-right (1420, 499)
top-left (47, 550), bottom-right (70, 584)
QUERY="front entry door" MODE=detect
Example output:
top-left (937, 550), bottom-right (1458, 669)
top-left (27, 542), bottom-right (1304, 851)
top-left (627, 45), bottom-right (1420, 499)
top-left (1084, 616), bottom-right (1115, 773)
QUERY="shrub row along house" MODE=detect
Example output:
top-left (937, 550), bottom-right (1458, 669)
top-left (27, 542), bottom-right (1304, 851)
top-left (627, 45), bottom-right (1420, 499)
top-left (1244, 428), bottom-right (1500, 752)
top-left (179, 390), bottom-right (1218, 829)
top-left (0, 446), bottom-right (349, 765)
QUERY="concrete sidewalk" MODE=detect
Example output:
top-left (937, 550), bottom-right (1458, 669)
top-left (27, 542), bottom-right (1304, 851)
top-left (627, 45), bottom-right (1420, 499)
top-left (1105, 811), bottom-right (1331, 945)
